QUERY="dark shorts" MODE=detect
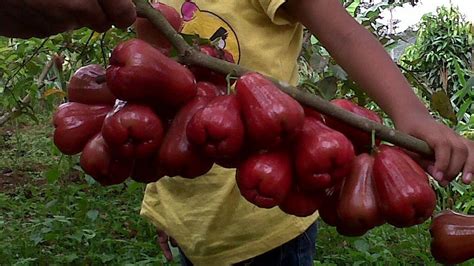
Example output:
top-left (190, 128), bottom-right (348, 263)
top-left (179, 221), bottom-right (318, 266)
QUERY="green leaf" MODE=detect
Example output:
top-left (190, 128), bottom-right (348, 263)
top-left (466, 76), bottom-right (474, 89)
top-left (457, 99), bottom-right (472, 121)
top-left (44, 167), bottom-right (60, 183)
top-left (309, 52), bottom-right (329, 73)
top-left (99, 254), bottom-right (116, 263)
top-left (30, 232), bottom-right (43, 246)
top-left (45, 199), bottom-right (58, 209)
top-left (127, 181), bottom-right (143, 193)
top-left (354, 239), bottom-right (369, 252)
top-left (346, 0), bottom-right (361, 16)
top-left (315, 76), bottom-right (339, 100)
top-left (86, 210), bottom-right (99, 222)
top-left (84, 174), bottom-right (97, 185)
top-left (63, 254), bottom-right (79, 263)
top-left (431, 90), bottom-right (457, 124)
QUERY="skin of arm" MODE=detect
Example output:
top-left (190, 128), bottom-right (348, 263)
top-left (285, 0), bottom-right (474, 185)
top-left (0, 0), bottom-right (136, 39)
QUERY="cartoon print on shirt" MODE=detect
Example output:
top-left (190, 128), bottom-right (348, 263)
top-left (181, 0), bottom-right (241, 63)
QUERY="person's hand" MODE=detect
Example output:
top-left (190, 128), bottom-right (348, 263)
top-left (395, 113), bottom-right (474, 186)
top-left (156, 229), bottom-right (178, 262)
top-left (0, 0), bottom-right (136, 38)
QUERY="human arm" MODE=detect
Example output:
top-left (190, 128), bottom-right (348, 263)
top-left (0, 0), bottom-right (136, 39)
top-left (284, 0), bottom-right (474, 184)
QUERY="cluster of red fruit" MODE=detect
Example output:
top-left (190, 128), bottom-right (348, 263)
top-left (51, 3), bottom-right (474, 264)
top-left (237, 97), bottom-right (437, 237)
top-left (52, 1), bottom-right (437, 234)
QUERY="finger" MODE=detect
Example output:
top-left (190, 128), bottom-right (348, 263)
top-left (462, 140), bottom-right (474, 184)
top-left (99, 0), bottom-right (137, 28)
top-left (430, 137), bottom-right (451, 182)
top-left (157, 230), bottom-right (173, 261)
top-left (69, 0), bottom-right (110, 33)
top-left (170, 237), bottom-right (178, 247)
top-left (444, 138), bottom-right (468, 182)
top-left (403, 148), bottom-right (433, 171)
top-left (462, 172), bottom-right (472, 184)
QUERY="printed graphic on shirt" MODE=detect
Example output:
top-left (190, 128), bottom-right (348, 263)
top-left (181, 0), bottom-right (241, 63)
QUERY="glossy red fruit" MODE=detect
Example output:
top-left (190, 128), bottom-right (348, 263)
top-left (279, 185), bottom-right (323, 217)
top-left (236, 150), bottom-right (293, 209)
top-left (430, 210), bottom-right (474, 265)
top-left (303, 106), bottom-right (324, 122)
top-left (135, 2), bottom-right (183, 55)
top-left (336, 154), bottom-right (384, 236)
top-left (373, 144), bottom-right (436, 228)
top-left (295, 117), bottom-right (355, 191)
top-left (158, 97), bottom-right (214, 178)
top-left (318, 184), bottom-right (341, 227)
top-left (67, 64), bottom-right (116, 105)
top-left (196, 81), bottom-right (225, 98)
top-left (102, 102), bottom-right (164, 159)
top-left (190, 45), bottom-right (235, 89)
top-left (215, 151), bottom-right (247, 169)
top-left (131, 156), bottom-right (165, 183)
top-left (106, 39), bottom-right (197, 108)
top-left (236, 72), bottom-right (304, 150)
top-left (325, 99), bottom-right (383, 153)
top-left (80, 134), bottom-right (133, 186)
top-left (187, 95), bottom-right (244, 159)
top-left (53, 103), bottom-right (111, 155)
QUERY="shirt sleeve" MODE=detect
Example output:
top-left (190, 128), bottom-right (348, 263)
top-left (257, 0), bottom-right (297, 25)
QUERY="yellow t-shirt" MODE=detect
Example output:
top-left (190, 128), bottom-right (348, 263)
top-left (140, 1), bottom-right (318, 265)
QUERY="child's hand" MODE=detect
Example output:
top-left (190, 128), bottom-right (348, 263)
top-left (156, 229), bottom-right (178, 262)
top-left (395, 113), bottom-right (474, 186)
top-left (284, 0), bottom-right (473, 186)
top-left (1, 0), bottom-right (136, 38)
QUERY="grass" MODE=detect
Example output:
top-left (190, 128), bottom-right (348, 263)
top-left (0, 116), bottom-right (175, 265)
top-left (1, 115), bottom-right (473, 265)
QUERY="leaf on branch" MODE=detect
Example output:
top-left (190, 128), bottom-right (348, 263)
top-left (431, 90), bottom-right (457, 124)
top-left (315, 76), bottom-right (338, 100)
top-left (43, 88), bottom-right (66, 99)
top-left (180, 33), bottom-right (210, 47)
top-left (309, 53), bottom-right (328, 73)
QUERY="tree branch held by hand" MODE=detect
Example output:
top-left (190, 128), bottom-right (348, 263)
top-left (131, 0), bottom-right (433, 157)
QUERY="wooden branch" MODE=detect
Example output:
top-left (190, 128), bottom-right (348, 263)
top-left (131, 0), bottom-right (433, 157)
